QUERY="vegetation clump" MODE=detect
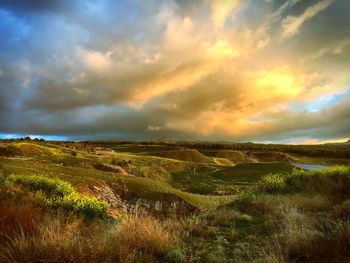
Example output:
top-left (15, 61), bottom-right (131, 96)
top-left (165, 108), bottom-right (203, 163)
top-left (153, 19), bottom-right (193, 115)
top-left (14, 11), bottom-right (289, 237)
top-left (228, 166), bottom-right (350, 262)
top-left (258, 173), bottom-right (286, 193)
top-left (165, 249), bottom-right (185, 263)
top-left (1, 140), bottom-right (350, 262)
top-left (256, 166), bottom-right (350, 195)
top-left (7, 174), bottom-right (108, 219)
top-left (0, 213), bottom-right (179, 263)
top-left (7, 174), bottom-right (74, 197)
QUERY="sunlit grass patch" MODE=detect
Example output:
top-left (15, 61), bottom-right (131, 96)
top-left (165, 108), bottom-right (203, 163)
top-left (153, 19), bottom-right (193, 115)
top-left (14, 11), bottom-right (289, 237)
top-left (258, 173), bottom-right (286, 193)
top-left (7, 174), bottom-right (108, 219)
top-left (255, 166), bottom-right (350, 195)
top-left (42, 192), bottom-right (108, 219)
top-left (7, 174), bottom-right (74, 197)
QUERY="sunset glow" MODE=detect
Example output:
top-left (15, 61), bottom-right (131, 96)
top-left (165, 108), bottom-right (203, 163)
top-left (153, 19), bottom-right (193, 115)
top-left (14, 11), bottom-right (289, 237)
top-left (0, 0), bottom-right (349, 143)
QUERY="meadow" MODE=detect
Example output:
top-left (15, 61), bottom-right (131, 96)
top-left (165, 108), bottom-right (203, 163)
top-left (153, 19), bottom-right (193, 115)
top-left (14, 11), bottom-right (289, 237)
top-left (0, 138), bottom-right (349, 262)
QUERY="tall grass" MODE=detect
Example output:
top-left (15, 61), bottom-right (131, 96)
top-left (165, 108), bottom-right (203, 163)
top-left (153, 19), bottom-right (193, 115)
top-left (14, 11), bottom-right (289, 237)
top-left (0, 213), bottom-right (179, 263)
top-left (230, 166), bottom-right (350, 263)
top-left (276, 208), bottom-right (350, 262)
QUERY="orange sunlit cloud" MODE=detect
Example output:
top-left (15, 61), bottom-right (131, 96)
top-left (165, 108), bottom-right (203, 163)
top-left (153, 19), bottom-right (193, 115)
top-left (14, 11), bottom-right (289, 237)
top-left (0, 0), bottom-right (349, 143)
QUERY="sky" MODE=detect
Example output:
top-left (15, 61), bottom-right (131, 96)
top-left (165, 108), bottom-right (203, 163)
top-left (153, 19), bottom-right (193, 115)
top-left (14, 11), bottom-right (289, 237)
top-left (0, 0), bottom-right (349, 143)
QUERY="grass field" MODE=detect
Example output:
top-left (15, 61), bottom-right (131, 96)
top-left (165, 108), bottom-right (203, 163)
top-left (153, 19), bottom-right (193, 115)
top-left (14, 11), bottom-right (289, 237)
top-left (0, 139), bottom-right (349, 262)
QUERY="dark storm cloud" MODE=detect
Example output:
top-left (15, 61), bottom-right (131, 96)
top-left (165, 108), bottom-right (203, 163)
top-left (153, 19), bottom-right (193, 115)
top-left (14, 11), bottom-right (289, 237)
top-left (0, 0), bottom-right (69, 14)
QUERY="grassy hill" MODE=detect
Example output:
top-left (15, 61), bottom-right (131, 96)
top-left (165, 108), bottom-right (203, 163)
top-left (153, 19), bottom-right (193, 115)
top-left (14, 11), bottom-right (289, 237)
top-left (0, 139), bottom-right (349, 262)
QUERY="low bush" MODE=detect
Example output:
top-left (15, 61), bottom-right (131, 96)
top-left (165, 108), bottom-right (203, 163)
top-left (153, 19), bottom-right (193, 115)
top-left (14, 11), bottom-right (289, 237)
top-left (285, 166), bottom-right (350, 195)
top-left (7, 174), bottom-right (108, 219)
top-left (45, 192), bottom-right (108, 219)
top-left (238, 166), bottom-right (350, 197)
top-left (7, 174), bottom-right (74, 197)
top-left (258, 173), bottom-right (286, 193)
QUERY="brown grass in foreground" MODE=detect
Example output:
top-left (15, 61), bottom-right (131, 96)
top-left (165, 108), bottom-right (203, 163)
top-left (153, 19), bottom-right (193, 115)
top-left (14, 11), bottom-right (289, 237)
top-left (0, 213), bottom-right (178, 263)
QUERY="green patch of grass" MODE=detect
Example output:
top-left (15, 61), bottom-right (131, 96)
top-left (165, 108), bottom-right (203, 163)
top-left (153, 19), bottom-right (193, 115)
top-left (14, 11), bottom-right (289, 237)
top-left (212, 157), bottom-right (234, 166)
top-left (285, 165), bottom-right (350, 195)
top-left (230, 166), bottom-right (350, 213)
top-left (173, 170), bottom-right (241, 195)
top-left (171, 162), bottom-right (294, 195)
top-left (11, 142), bottom-right (60, 156)
top-left (43, 192), bottom-right (108, 219)
top-left (212, 162), bottom-right (295, 183)
top-left (257, 165), bottom-right (350, 195)
top-left (7, 174), bottom-right (74, 197)
top-left (0, 158), bottom-right (233, 210)
top-left (7, 174), bottom-right (108, 219)
top-left (199, 149), bottom-right (247, 163)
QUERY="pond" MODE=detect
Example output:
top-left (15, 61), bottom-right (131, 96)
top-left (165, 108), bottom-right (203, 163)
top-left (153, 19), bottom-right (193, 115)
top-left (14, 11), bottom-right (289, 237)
top-left (292, 163), bottom-right (330, 171)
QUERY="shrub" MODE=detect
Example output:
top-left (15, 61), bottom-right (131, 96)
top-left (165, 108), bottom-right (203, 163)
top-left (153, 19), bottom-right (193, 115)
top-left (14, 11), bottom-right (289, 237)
top-left (7, 174), bottom-right (108, 219)
top-left (165, 249), bottom-right (185, 263)
top-left (259, 173), bottom-right (286, 193)
top-left (285, 166), bottom-right (350, 195)
top-left (46, 192), bottom-right (108, 219)
top-left (7, 174), bottom-right (74, 197)
top-left (229, 191), bottom-right (261, 213)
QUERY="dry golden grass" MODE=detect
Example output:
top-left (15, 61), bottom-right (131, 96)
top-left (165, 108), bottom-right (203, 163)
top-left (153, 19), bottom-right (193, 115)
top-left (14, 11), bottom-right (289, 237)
top-left (116, 213), bottom-right (177, 262)
top-left (0, 203), bottom-right (43, 241)
top-left (279, 209), bottom-right (350, 262)
top-left (0, 212), bottom-right (178, 263)
top-left (208, 208), bottom-right (251, 227)
top-left (0, 184), bottom-right (44, 241)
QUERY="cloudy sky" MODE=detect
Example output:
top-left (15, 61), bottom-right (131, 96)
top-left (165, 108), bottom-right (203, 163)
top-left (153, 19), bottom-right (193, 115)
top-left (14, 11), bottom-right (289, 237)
top-left (0, 0), bottom-right (349, 143)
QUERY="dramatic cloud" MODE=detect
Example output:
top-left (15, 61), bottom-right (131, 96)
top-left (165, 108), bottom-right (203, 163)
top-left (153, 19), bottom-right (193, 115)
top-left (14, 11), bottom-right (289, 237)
top-left (0, 0), bottom-right (349, 143)
top-left (282, 0), bottom-right (334, 38)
